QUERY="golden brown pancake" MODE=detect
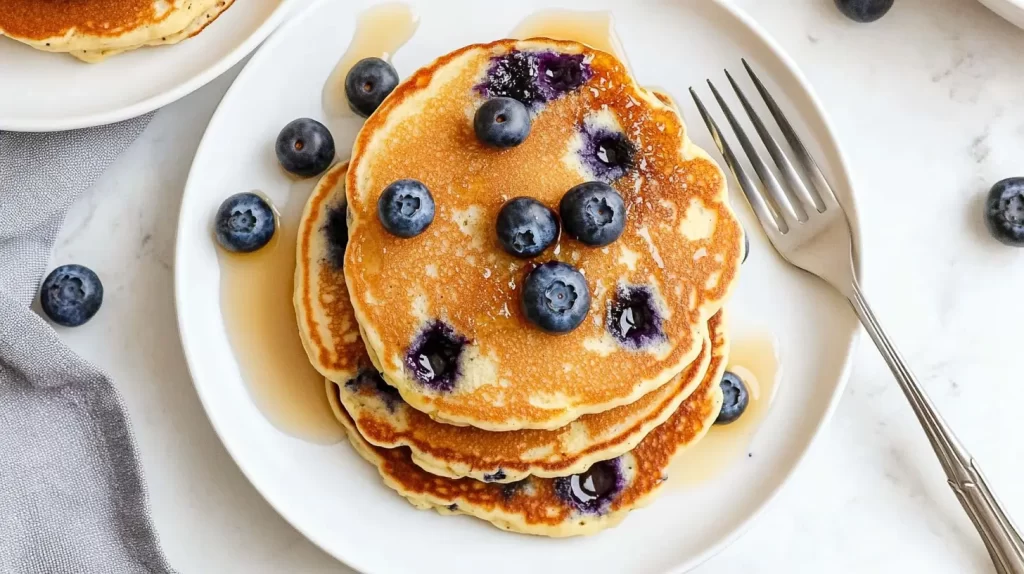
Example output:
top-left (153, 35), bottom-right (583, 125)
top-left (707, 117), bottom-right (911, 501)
top-left (345, 38), bottom-right (742, 431)
top-left (0, 0), bottom-right (234, 62)
top-left (340, 313), bottom-right (723, 483)
top-left (327, 321), bottom-right (727, 537)
top-left (295, 160), bottom-right (720, 483)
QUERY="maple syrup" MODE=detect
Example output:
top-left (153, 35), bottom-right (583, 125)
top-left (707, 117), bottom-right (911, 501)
top-left (322, 3), bottom-right (420, 118)
top-left (666, 333), bottom-right (781, 488)
top-left (218, 186), bottom-right (344, 444)
top-left (510, 9), bottom-right (632, 72)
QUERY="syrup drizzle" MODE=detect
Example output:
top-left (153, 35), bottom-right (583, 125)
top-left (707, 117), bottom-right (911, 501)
top-left (322, 2), bottom-right (420, 118)
top-left (509, 9), bottom-right (632, 73)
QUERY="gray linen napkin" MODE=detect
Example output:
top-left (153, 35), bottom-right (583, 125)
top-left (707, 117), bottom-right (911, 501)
top-left (0, 116), bottom-right (175, 574)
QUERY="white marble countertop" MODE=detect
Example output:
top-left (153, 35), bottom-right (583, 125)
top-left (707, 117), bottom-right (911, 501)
top-left (48, 0), bottom-right (1024, 571)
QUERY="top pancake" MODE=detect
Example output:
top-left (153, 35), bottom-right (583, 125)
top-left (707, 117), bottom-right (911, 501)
top-left (346, 38), bottom-right (742, 431)
top-left (0, 0), bottom-right (231, 62)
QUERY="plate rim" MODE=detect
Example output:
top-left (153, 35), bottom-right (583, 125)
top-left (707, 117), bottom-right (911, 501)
top-left (174, 0), bottom-right (864, 571)
top-left (0, 0), bottom-right (304, 133)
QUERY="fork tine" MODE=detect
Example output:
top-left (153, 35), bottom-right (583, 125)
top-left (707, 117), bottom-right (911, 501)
top-left (688, 87), bottom-right (783, 235)
top-left (705, 79), bottom-right (800, 232)
top-left (724, 69), bottom-right (823, 216)
top-left (741, 59), bottom-right (840, 210)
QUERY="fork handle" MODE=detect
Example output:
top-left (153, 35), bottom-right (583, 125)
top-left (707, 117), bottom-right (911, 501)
top-left (849, 281), bottom-right (1024, 574)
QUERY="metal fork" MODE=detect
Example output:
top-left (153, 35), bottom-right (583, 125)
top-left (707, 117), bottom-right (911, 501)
top-left (690, 60), bottom-right (1024, 574)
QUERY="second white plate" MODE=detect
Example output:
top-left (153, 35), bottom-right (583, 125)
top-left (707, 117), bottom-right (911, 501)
top-left (175, 0), bottom-right (862, 571)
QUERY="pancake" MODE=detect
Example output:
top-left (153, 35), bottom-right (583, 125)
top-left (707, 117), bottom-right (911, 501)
top-left (344, 38), bottom-right (743, 431)
top-left (327, 321), bottom-right (727, 537)
top-left (0, 0), bottom-right (232, 62)
top-left (296, 159), bottom-right (720, 483)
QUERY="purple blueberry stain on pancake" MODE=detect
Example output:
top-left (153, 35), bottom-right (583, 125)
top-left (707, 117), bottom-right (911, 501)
top-left (321, 201), bottom-right (348, 269)
top-left (405, 321), bottom-right (467, 392)
top-left (483, 469), bottom-right (506, 482)
top-left (501, 480), bottom-right (527, 500)
top-left (579, 124), bottom-right (636, 183)
top-left (553, 459), bottom-right (624, 514)
top-left (607, 285), bottom-right (666, 350)
top-left (346, 370), bottom-right (404, 412)
top-left (476, 50), bottom-right (592, 109)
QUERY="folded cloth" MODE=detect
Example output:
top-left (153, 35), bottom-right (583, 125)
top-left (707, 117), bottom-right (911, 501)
top-left (0, 117), bottom-right (175, 574)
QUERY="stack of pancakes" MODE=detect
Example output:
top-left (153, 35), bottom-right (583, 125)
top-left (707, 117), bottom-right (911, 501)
top-left (0, 0), bottom-right (234, 62)
top-left (295, 39), bottom-right (743, 537)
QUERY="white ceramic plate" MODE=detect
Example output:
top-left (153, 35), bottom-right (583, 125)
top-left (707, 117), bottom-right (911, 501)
top-left (0, 0), bottom-right (304, 132)
top-left (978, 0), bottom-right (1024, 29)
top-left (176, 0), bottom-right (862, 571)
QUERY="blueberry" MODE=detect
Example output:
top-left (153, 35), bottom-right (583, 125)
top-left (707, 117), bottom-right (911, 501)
top-left (521, 262), bottom-right (591, 333)
top-left (474, 97), bottom-right (532, 148)
top-left (715, 371), bottom-right (749, 425)
top-left (496, 197), bottom-right (558, 258)
top-left (39, 264), bottom-right (103, 327)
top-left (275, 118), bottom-right (335, 177)
top-left (560, 182), bottom-right (627, 246)
top-left (322, 202), bottom-right (348, 269)
top-left (834, 0), bottom-right (894, 22)
top-left (579, 125), bottom-right (635, 182)
top-left (345, 370), bottom-right (403, 412)
top-left (985, 177), bottom-right (1024, 247)
top-left (474, 50), bottom-right (592, 109)
top-left (483, 469), bottom-right (506, 482)
top-left (607, 284), bottom-right (665, 350)
top-left (345, 57), bottom-right (400, 117)
top-left (553, 459), bottom-right (624, 514)
top-left (378, 179), bottom-right (435, 238)
top-left (405, 321), bottom-right (466, 392)
top-left (214, 192), bottom-right (277, 253)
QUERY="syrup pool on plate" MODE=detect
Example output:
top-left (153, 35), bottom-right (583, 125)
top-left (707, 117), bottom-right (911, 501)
top-left (218, 187), bottom-right (344, 444)
top-left (510, 8), bottom-right (632, 72)
top-left (666, 333), bottom-right (781, 488)
top-left (322, 2), bottom-right (420, 118)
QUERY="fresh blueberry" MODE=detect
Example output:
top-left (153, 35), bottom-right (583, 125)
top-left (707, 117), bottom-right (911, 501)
top-left (553, 459), bottom-right (624, 514)
top-left (521, 262), bottom-right (591, 333)
top-left (560, 182), bottom-right (626, 246)
top-left (405, 321), bottom-right (466, 392)
top-left (275, 118), bottom-right (335, 177)
top-left (715, 371), bottom-right (749, 425)
top-left (378, 179), bottom-right (435, 238)
top-left (496, 197), bottom-right (559, 258)
top-left (834, 0), bottom-right (894, 22)
top-left (39, 264), bottom-right (103, 327)
top-left (474, 97), bottom-right (532, 148)
top-left (985, 177), bottom-right (1024, 247)
top-left (607, 284), bottom-right (665, 350)
top-left (214, 192), bottom-right (277, 253)
top-left (345, 57), bottom-right (400, 117)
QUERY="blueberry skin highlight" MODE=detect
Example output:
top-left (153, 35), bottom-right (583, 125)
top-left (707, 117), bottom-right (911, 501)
top-left (985, 177), bottom-right (1024, 247)
top-left (345, 57), bottom-right (400, 117)
top-left (214, 192), bottom-right (277, 253)
top-left (275, 118), bottom-right (335, 177)
top-left (378, 179), bottom-right (435, 238)
top-left (521, 261), bottom-right (591, 334)
top-left (39, 264), bottom-right (103, 327)
top-left (496, 197), bottom-right (559, 258)
top-left (474, 97), bottom-right (532, 148)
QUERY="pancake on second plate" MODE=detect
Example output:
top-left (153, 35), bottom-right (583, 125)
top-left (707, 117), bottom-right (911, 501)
top-left (345, 38), bottom-right (743, 431)
top-left (327, 321), bottom-right (727, 537)
top-left (296, 159), bottom-right (719, 483)
top-left (0, 0), bottom-right (234, 62)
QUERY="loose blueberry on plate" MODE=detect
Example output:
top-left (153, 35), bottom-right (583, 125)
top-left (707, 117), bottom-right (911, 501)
top-left (834, 0), bottom-right (894, 23)
top-left (560, 182), bottom-right (626, 246)
top-left (214, 192), bottom-right (277, 253)
top-left (345, 57), bottom-right (400, 117)
top-left (275, 118), bottom-right (335, 177)
top-left (496, 197), bottom-right (558, 258)
top-left (378, 179), bottom-right (435, 238)
top-left (715, 371), bottom-right (749, 425)
top-left (985, 177), bottom-right (1024, 247)
top-left (39, 264), bottom-right (103, 327)
top-left (521, 261), bottom-right (591, 333)
top-left (475, 97), bottom-right (532, 148)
